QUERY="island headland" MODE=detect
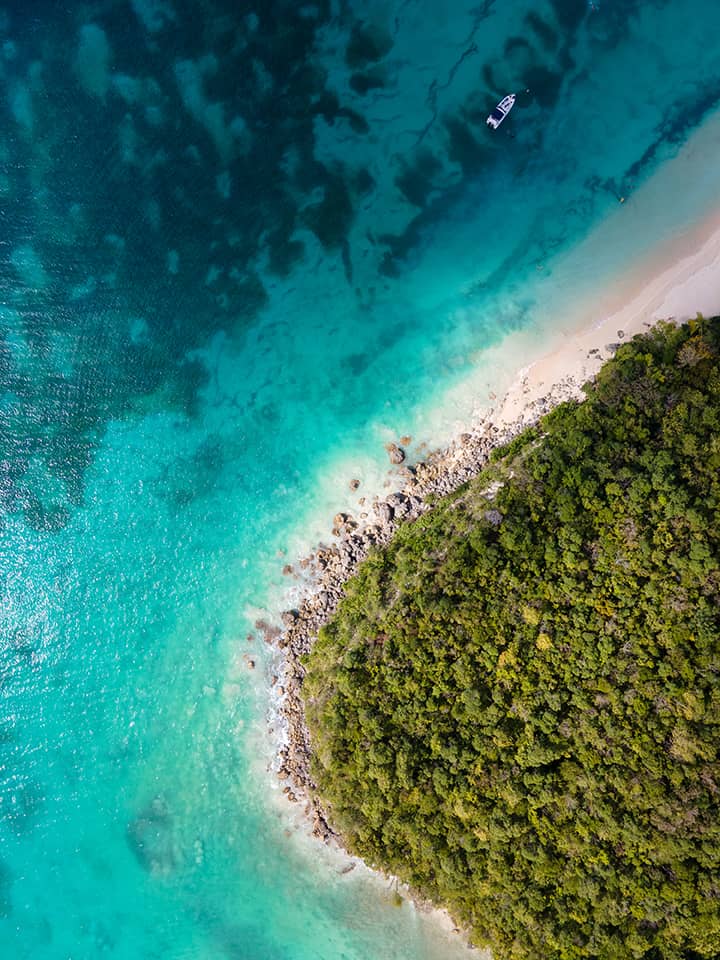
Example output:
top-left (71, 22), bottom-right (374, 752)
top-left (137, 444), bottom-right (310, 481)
top-left (271, 201), bottom-right (720, 842)
top-left (273, 314), bottom-right (720, 959)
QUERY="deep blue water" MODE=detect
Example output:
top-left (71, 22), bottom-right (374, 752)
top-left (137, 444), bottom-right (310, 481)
top-left (2, 1), bottom-right (720, 957)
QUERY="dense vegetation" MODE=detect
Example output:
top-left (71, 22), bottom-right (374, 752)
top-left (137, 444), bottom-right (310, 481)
top-left (302, 318), bottom-right (720, 959)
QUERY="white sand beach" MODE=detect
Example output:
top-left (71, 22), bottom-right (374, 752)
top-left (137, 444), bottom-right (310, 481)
top-left (496, 205), bottom-right (720, 426)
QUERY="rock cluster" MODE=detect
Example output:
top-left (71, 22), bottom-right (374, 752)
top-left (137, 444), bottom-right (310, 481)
top-left (385, 442), bottom-right (406, 464)
top-left (272, 380), bottom-right (585, 841)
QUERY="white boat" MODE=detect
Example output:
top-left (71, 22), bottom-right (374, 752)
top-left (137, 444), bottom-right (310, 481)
top-left (486, 94), bottom-right (516, 129)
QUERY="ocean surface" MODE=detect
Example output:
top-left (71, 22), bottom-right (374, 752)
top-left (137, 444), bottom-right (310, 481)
top-left (2, 2), bottom-right (720, 958)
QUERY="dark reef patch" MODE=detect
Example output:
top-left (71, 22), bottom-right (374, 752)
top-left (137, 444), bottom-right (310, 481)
top-left (525, 11), bottom-right (558, 51)
top-left (504, 35), bottom-right (532, 58)
top-left (345, 22), bottom-right (393, 69)
top-left (311, 90), bottom-right (370, 134)
top-left (378, 163), bottom-right (487, 277)
top-left (126, 797), bottom-right (179, 875)
top-left (155, 435), bottom-right (224, 507)
top-left (378, 250), bottom-right (401, 279)
top-left (481, 64), bottom-right (496, 92)
top-left (267, 231), bottom-right (306, 277)
top-left (352, 167), bottom-right (375, 196)
top-left (301, 174), bottom-right (354, 250)
top-left (523, 65), bottom-right (564, 109)
top-left (341, 108), bottom-right (371, 136)
top-left (445, 115), bottom-right (492, 174)
top-left (23, 497), bottom-right (71, 533)
top-left (233, 274), bottom-right (271, 323)
top-left (395, 149), bottom-right (443, 208)
top-left (548, 0), bottom-right (588, 31)
top-left (349, 68), bottom-right (386, 96)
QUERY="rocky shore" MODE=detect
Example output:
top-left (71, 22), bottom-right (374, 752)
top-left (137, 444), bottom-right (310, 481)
top-left (271, 373), bottom-right (588, 843)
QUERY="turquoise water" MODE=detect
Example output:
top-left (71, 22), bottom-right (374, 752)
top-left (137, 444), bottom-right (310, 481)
top-left (2, 2), bottom-right (720, 957)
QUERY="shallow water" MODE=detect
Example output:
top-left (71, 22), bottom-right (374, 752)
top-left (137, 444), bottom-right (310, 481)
top-left (2, 2), bottom-right (720, 957)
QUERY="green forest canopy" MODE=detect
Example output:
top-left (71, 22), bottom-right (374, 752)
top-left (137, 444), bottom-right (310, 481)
top-left (302, 318), bottom-right (720, 960)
